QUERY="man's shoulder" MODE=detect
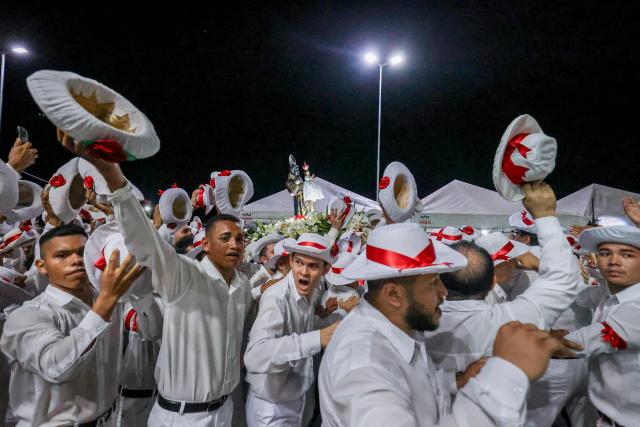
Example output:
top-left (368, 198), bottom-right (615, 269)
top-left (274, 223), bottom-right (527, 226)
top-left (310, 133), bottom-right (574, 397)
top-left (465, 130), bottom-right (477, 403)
top-left (4, 293), bottom-right (55, 329)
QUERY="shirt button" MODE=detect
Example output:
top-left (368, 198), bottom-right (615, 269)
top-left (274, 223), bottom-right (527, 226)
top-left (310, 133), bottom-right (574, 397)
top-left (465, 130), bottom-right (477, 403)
top-left (515, 387), bottom-right (524, 394)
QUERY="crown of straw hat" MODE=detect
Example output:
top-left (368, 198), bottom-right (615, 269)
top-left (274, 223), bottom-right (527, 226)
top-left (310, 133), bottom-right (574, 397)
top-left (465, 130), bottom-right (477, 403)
top-left (429, 226), bottom-right (464, 245)
top-left (578, 225), bottom-right (640, 253)
top-left (475, 232), bottom-right (530, 266)
top-left (342, 223), bottom-right (468, 281)
top-left (492, 114), bottom-right (557, 201)
top-left (282, 233), bottom-right (336, 265)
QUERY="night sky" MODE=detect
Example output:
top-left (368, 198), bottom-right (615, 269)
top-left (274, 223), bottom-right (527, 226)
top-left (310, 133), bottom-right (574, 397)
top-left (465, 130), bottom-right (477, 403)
top-left (1, 2), bottom-right (639, 203)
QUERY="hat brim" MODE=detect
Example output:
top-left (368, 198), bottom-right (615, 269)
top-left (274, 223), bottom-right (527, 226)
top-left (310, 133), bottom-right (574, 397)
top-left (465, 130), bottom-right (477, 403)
top-left (494, 240), bottom-right (531, 266)
top-left (251, 234), bottom-right (285, 263)
top-left (282, 243), bottom-right (335, 265)
top-left (27, 70), bottom-right (160, 160)
top-left (379, 162), bottom-right (418, 223)
top-left (214, 171), bottom-right (254, 217)
top-left (159, 188), bottom-right (192, 226)
top-left (579, 226), bottom-right (640, 253)
top-left (342, 240), bottom-right (468, 281)
top-left (83, 221), bottom-right (121, 289)
top-left (325, 271), bottom-right (357, 287)
top-left (186, 245), bottom-right (204, 259)
top-left (4, 180), bottom-right (44, 222)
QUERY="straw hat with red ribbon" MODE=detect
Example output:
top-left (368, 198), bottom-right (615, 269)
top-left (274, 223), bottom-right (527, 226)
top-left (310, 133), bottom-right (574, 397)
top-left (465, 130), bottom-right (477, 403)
top-left (282, 233), bottom-right (336, 265)
top-left (493, 114), bottom-right (557, 202)
top-left (475, 232), bottom-right (530, 266)
top-left (509, 209), bottom-right (537, 234)
top-left (430, 226), bottom-right (464, 246)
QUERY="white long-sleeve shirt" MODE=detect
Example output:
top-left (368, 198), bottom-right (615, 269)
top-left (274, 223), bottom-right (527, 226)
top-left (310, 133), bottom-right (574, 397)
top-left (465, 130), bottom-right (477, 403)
top-left (566, 282), bottom-right (640, 426)
top-left (244, 272), bottom-right (323, 403)
top-left (0, 285), bottom-right (121, 426)
top-left (110, 181), bottom-right (252, 402)
top-left (319, 300), bottom-right (530, 427)
top-left (425, 216), bottom-right (578, 372)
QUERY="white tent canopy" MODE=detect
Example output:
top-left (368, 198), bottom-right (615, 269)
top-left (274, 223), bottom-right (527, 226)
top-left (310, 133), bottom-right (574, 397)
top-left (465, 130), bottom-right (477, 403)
top-left (241, 177), bottom-right (378, 220)
top-left (557, 183), bottom-right (639, 226)
top-left (415, 179), bottom-right (587, 229)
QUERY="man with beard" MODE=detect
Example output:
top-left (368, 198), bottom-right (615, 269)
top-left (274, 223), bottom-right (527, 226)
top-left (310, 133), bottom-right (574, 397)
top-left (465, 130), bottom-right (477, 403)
top-left (0, 224), bottom-right (145, 426)
top-left (318, 222), bottom-right (572, 426)
top-left (58, 132), bottom-right (253, 426)
top-left (244, 233), bottom-right (341, 426)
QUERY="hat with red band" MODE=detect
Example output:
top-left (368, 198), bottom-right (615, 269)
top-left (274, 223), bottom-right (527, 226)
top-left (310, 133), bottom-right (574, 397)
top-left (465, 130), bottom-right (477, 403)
top-left (430, 226), bottom-right (464, 246)
top-left (282, 233), bottom-right (336, 265)
top-left (509, 209), bottom-right (537, 234)
top-left (158, 186), bottom-right (193, 228)
top-left (186, 228), bottom-right (206, 259)
top-left (27, 70), bottom-right (160, 162)
top-left (211, 170), bottom-right (253, 217)
top-left (476, 232), bottom-right (530, 266)
top-left (0, 227), bottom-right (38, 255)
top-left (48, 158), bottom-right (88, 224)
top-left (251, 233), bottom-right (285, 263)
top-left (493, 114), bottom-right (557, 202)
top-left (329, 196), bottom-right (356, 228)
top-left (342, 223), bottom-right (468, 281)
top-left (325, 252), bottom-right (358, 287)
top-left (378, 162), bottom-right (422, 224)
top-left (336, 233), bottom-right (362, 255)
top-left (459, 225), bottom-right (479, 241)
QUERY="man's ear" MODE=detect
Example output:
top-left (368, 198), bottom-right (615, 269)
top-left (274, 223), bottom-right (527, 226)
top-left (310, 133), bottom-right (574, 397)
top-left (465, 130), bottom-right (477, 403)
top-left (381, 281), bottom-right (405, 309)
top-left (35, 259), bottom-right (47, 276)
top-left (202, 236), bottom-right (210, 254)
top-left (322, 262), bottom-right (331, 276)
top-left (524, 235), bottom-right (531, 245)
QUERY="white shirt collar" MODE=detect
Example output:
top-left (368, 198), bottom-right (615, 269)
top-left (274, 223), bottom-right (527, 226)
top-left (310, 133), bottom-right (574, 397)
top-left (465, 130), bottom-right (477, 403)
top-left (44, 284), bottom-right (92, 309)
top-left (200, 256), bottom-right (243, 292)
top-left (359, 299), bottom-right (417, 364)
top-left (612, 282), bottom-right (640, 303)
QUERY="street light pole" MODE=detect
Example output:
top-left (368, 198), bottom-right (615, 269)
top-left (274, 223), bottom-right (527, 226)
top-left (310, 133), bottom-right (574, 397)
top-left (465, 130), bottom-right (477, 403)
top-left (375, 64), bottom-right (384, 201)
top-left (0, 52), bottom-right (6, 139)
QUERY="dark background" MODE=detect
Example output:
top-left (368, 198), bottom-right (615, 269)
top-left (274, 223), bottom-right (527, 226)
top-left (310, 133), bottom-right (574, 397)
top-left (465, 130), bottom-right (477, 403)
top-left (1, 1), bottom-right (639, 202)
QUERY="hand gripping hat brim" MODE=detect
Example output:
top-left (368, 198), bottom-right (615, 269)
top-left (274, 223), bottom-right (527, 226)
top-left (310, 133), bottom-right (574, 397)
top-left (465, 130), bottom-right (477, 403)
top-left (329, 197), bottom-right (356, 228)
top-left (159, 188), bottom-right (193, 227)
top-left (27, 70), bottom-right (160, 162)
top-left (0, 266), bottom-right (33, 303)
top-left (84, 221), bottom-right (152, 295)
top-left (282, 233), bottom-right (336, 265)
top-left (251, 233), bottom-right (285, 263)
top-left (493, 114), bottom-right (557, 202)
top-left (213, 170), bottom-right (254, 217)
top-left (4, 180), bottom-right (44, 223)
top-left (378, 161), bottom-right (420, 223)
top-left (342, 223), bottom-right (468, 281)
top-left (48, 157), bottom-right (88, 224)
top-left (579, 226), bottom-right (640, 253)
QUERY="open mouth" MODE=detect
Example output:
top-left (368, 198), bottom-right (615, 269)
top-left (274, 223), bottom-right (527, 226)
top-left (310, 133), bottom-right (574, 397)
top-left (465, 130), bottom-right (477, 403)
top-left (298, 278), bottom-right (310, 290)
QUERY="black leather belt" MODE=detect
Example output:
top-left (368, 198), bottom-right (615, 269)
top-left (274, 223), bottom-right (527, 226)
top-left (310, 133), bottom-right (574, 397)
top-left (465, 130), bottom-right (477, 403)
top-left (120, 386), bottom-right (157, 399)
top-left (157, 393), bottom-right (228, 413)
top-left (598, 410), bottom-right (625, 427)
top-left (76, 400), bottom-right (116, 427)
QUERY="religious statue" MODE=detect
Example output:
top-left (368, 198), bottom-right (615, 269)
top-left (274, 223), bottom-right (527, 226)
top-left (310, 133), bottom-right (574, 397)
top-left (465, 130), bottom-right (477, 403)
top-left (286, 154), bottom-right (304, 216)
top-left (302, 162), bottom-right (325, 214)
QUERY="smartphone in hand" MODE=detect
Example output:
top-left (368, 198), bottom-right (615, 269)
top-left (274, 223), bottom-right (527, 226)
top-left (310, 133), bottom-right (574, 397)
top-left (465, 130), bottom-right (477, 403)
top-left (17, 126), bottom-right (29, 143)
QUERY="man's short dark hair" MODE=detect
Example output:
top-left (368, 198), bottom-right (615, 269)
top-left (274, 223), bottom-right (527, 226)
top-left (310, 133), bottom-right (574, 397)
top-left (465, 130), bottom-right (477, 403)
top-left (440, 241), bottom-right (494, 297)
top-left (39, 224), bottom-right (87, 253)
top-left (205, 214), bottom-right (242, 234)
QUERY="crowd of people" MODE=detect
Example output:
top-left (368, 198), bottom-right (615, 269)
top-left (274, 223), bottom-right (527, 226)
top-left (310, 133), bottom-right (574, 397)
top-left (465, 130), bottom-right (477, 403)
top-left (0, 70), bottom-right (639, 427)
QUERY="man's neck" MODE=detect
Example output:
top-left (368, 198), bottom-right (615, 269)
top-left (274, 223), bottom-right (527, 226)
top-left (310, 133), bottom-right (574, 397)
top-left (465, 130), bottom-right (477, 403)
top-left (608, 281), bottom-right (639, 295)
top-left (365, 295), bottom-right (413, 337)
top-left (51, 282), bottom-right (93, 306)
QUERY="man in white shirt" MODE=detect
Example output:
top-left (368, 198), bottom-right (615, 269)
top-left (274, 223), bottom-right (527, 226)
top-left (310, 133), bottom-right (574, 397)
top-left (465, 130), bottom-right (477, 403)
top-left (59, 133), bottom-right (253, 427)
top-left (424, 182), bottom-right (579, 373)
top-left (565, 225), bottom-right (640, 427)
top-left (0, 224), bottom-right (145, 426)
top-left (319, 221), bottom-right (572, 427)
top-left (244, 233), bottom-right (341, 426)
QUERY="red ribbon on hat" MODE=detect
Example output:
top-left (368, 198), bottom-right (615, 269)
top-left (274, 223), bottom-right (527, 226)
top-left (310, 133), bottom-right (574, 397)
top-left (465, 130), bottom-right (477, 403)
top-left (430, 228), bottom-right (462, 242)
top-left (124, 309), bottom-right (139, 332)
top-left (94, 247), bottom-right (107, 271)
top-left (80, 139), bottom-right (135, 163)
top-left (331, 243), bottom-right (339, 257)
top-left (0, 233), bottom-right (23, 250)
top-left (521, 210), bottom-right (534, 226)
top-left (1, 276), bottom-right (12, 284)
top-left (49, 174), bottom-right (66, 188)
top-left (346, 241), bottom-right (354, 253)
top-left (79, 209), bottom-right (93, 221)
top-left (378, 176), bottom-right (391, 190)
top-left (294, 214), bottom-right (305, 220)
top-left (357, 279), bottom-right (366, 287)
top-left (218, 170), bottom-right (232, 176)
top-left (331, 266), bottom-right (344, 274)
top-left (209, 178), bottom-right (216, 188)
top-left (298, 241), bottom-right (328, 250)
top-left (460, 226), bottom-right (475, 236)
top-left (502, 133), bottom-right (531, 185)
top-left (167, 223), bottom-right (177, 230)
top-left (19, 222), bottom-right (32, 232)
top-left (366, 241), bottom-right (449, 270)
top-left (83, 176), bottom-right (95, 190)
top-left (193, 239), bottom-right (203, 248)
top-left (566, 236), bottom-right (582, 251)
top-left (195, 187), bottom-right (205, 209)
top-left (491, 241), bottom-right (514, 262)
top-left (339, 196), bottom-right (352, 220)
top-left (601, 321), bottom-right (627, 350)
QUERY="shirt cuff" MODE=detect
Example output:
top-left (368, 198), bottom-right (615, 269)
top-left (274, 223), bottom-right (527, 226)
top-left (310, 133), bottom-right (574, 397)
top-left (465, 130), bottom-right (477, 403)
top-left (472, 357), bottom-right (529, 407)
top-left (6, 163), bottom-right (21, 179)
top-left (534, 216), bottom-right (562, 242)
top-left (80, 310), bottom-right (111, 338)
top-left (108, 180), bottom-right (134, 204)
top-left (300, 330), bottom-right (322, 357)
